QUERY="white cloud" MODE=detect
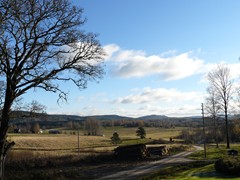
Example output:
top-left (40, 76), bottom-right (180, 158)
top-left (159, 50), bottom-right (178, 57)
top-left (107, 104), bottom-right (201, 117)
top-left (75, 103), bottom-right (201, 118)
top-left (66, 44), bottom-right (240, 118)
top-left (199, 62), bottom-right (240, 83)
top-left (104, 44), bottom-right (204, 80)
top-left (104, 44), bottom-right (240, 83)
top-left (228, 63), bottom-right (240, 80)
top-left (103, 44), bottom-right (120, 60)
top-left (112, 87), bottom-right (204, 105)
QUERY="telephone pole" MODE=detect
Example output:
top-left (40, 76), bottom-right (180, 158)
top-left (78, 128), bottom-right (80, 154)
top-left (201, 103), bottom-right (207, 159)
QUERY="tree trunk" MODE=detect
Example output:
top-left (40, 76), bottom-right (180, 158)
top-left (213, 115), bottom-right (219, 148)
top-left (0, 117), bottom-right (9, 179)
top-left (225, 105), bottom-right (230, 149)
top-left (0, 141), bottom-right (15, 180)
top-left (0, 84), bottom-right (15, 179)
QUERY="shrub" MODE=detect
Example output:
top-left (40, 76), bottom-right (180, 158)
top-left (136, 127), bottom-right (146, 139)
top-left (215, 158), bottom-right (240, 175)
top-left (111, 132), bottom-right (122, 144)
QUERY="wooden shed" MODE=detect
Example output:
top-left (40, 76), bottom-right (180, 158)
top-left (147, 146), bottom-right (169, 156)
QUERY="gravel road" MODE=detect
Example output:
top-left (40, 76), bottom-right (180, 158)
top-left (97, 146), bottom-right (203, 180)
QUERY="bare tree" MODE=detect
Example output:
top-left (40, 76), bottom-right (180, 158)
top-left (26, 100), bottom-right (46, 117)
top-left (31, 122), bottom-right (40, 134)
top-left (205, 85), bottom-right (221, 148)
top-left (207, 65), bottom-right (233, 148)
top-left (0, 0), bottom-right (104, 178)
top-left (0, 81), bottom-right (5, 108)
top-left (84, 118), bottom-right (102, 136)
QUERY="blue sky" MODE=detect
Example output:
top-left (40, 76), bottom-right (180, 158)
top-left (23, 0), bottom-right (240, 117)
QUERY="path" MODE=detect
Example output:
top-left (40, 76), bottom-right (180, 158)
top-left (97, 146), bottom-right (203, 180)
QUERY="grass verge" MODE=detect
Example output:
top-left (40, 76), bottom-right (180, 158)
top-left (141, 162), bottom-right (240, 180)
top-left (189, 144), bottom-right (240, 160)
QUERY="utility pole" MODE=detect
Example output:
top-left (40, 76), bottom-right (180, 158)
top-left (78, 128), bottom-right (80, 155)
top-left (201, 103), bottom-right (207, 159)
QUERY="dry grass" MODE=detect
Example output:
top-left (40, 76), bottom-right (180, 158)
top-left (103, 126), bottom-right (183, 140)
top-left (10, 134), bottom-right (111, 151)
top-left (4, 127), bottom-right (187, 179)
top-left (8, 127), bottom-right (183, 155)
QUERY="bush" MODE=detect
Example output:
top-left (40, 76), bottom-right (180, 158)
top-left (215, 158), bottom-right (240, 175)
top-left (136, 127), bottom-right (146, 139)
top-left (111, 132), bottom-right (122, 144)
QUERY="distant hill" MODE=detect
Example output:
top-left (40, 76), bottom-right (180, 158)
top-left (85, 114), bottom-right (170, 121)
top-left (10, 111), bottom-right (239, 128)
top-left (85, 115), bottom-right (134, 121)
top-left (10, 112), bottom-right (134, 122)
top-left (137, 115), bottom-right (169, 120)
top-left (9, 111), bottom-right (204, 123)
top-left (187, 116), bottom-right (202, 119)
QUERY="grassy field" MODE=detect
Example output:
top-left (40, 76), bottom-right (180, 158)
top-left (10, 134), bottom-right (110, 150)
top-left (8, 126), bottom-right (183, 154)
top-left (103, 126), bottom-right (182, 139)
top-left (7, 127), bottom-right (240, 179)
top-left (4, 126), bottom-right (185, 179)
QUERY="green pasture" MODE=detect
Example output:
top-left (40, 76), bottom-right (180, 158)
top-left (189, 144), bottom-right (240, 160)
top-left (176, 164), bottom-right (240, 180)
top-left (142, 143), bottom-right (240, 180)
top-left (142, 163), bottom-right (240, 180)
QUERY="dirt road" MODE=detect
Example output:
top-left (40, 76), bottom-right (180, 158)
top-left (98, 146), bottom-right (203, 180)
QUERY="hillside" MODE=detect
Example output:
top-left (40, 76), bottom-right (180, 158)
top-left (138, 115), bottom-right (169, 120)
top-left (8, 111), bottom-right (207, 128)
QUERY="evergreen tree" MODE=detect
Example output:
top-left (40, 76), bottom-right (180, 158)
top-left (136, 127), bottom-right (146, 139)
top-left (111, 132), bottom-right (122, 144)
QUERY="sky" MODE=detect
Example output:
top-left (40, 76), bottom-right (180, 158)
top-left (23, 0), bottom-right (240, 117)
